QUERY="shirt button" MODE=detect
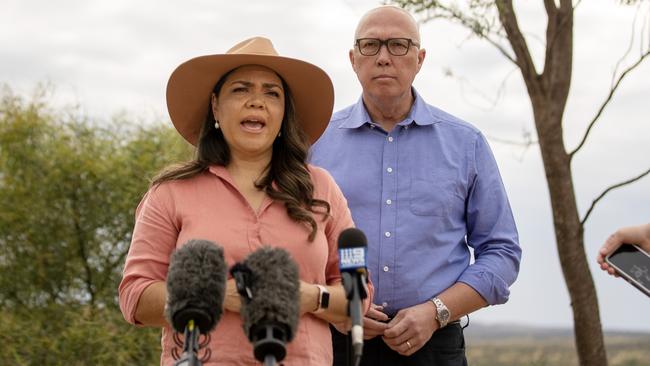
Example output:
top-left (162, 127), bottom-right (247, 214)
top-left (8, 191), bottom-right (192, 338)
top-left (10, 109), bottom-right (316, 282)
top-left (386, 199), bottom-right (392, 205)
top-left (388, 136), bottom-right (394, 142)
top-left (386, 167), bottom-right (393, 173)
top-left (369, 124), bottom-right (375, 129)
top-left (383, 266), bottom-right (389, 272)
top-left (384, 231), bottom-right (391, 238)
top-left (382, 302), bottom-right (388, 308)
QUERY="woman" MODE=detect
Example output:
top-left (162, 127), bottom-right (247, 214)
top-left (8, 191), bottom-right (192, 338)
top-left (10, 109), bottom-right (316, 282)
top-left (119, 37), bottom-right (370, 365)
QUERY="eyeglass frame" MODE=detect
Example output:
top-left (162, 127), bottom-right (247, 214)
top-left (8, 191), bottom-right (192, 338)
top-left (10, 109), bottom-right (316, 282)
top-left (354, 38), bottom-right (421, 56)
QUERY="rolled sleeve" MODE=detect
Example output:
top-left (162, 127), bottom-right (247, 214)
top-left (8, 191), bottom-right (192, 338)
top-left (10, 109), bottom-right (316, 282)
top-left (461, 132), bottom-right (522, 305)
top-left (118, 185), bottom-right (179, 324)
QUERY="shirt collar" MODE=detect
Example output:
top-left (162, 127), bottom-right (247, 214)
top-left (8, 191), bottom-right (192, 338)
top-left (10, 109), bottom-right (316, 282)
top-left (208, 165), bottom-right (233, 184)
top-left (338, 88), bottom-right (437, 129)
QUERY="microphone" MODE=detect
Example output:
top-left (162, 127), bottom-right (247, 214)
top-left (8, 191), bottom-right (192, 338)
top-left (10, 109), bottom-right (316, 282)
top-left (230, 246), bottom-right (300, 366)
top-left (338, 228), bottom-right (369, 366)
top-left (165, 239), bottom-right (227, 366)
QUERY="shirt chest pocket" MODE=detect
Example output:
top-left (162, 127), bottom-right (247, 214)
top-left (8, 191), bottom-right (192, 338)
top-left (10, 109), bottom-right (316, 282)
top-left (409, 178), bottom-right (461, 217)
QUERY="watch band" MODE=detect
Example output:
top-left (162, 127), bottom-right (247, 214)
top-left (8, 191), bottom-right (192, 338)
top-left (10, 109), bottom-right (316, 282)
top-left (431, 297), bottom-right (451, 328)
top-left (314, 285), bottom-right (330, 314)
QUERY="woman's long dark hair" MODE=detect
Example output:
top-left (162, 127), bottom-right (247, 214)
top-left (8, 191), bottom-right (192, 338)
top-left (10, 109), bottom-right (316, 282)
top-left (152, 67), bottom-right (330, 241)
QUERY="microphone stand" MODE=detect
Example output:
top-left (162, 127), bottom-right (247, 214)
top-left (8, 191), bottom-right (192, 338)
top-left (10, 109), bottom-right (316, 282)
top-left (263, 355), bottom-right (277, 366)
top-left (342, 271), bottom-right (368, 366)
top-left (173, 320), bottom-right (202, 366)
top-left (231, 263), bottom-right (291, 366)
top-left (252, 322), bottom-right (288, 366)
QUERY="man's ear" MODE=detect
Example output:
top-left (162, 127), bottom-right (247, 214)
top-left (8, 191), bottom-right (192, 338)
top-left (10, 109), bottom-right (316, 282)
top-left (416, 48), bottom-right (426, 73)
top-left (349, 49), bottom-right (357, 73)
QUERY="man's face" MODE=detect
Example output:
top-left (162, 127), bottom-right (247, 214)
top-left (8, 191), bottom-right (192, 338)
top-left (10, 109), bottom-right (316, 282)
top-left (350, 8), bottom-right (425, 102)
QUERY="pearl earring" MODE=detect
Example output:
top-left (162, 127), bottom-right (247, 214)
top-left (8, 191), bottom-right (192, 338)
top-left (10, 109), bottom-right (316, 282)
top-left (214, 120), bottom-right (220, 129)
top-left (278, 131), bottom-right (282, 137)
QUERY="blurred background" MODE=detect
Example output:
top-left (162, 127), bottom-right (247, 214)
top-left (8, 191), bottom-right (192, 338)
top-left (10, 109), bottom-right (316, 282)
top-left (1, 0), bottom-right (649, 364)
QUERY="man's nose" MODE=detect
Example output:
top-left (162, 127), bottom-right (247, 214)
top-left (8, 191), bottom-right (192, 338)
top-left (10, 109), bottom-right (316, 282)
top-left (375, 44), bottom-right (392, 66)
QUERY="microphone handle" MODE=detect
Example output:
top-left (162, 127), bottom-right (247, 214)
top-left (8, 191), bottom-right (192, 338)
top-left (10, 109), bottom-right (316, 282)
top-left (264, 355), bottom-right (278, 366)
top-left (348, 274), bottom-right (364, 366)
top-left (173, 323), bottom-right (203, 366)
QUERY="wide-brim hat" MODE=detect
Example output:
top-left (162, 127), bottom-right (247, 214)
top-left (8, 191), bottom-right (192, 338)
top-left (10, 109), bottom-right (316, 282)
top-left (166, 36), bottom-right (334, 146)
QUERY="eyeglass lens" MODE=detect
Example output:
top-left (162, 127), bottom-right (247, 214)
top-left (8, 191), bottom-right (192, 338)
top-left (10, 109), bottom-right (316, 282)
top-left (357, 38), bottom-right (413, 56)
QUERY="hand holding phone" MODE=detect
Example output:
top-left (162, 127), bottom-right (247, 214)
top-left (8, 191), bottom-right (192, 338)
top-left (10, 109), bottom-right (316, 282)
top-left (605, 244), bottom-right (650, 297)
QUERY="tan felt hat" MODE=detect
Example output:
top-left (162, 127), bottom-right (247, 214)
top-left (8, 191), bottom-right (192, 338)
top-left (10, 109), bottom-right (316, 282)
top-left (166, 36), bottom-right (334, 146)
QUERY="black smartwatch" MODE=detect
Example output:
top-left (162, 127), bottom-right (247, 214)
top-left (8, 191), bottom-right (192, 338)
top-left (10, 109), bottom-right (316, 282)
top-left (314, 285), bottom-right (330, 313)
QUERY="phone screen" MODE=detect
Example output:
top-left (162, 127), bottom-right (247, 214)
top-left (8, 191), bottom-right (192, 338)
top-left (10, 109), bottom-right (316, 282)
top-left (606, 245), bottom-right (650, 297)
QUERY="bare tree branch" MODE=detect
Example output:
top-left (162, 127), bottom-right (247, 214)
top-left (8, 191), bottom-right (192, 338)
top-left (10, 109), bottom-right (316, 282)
top-left (495, 0), bottom-right (540, 82)
top-left (543, 0), bottom-right (558, 17)
top-left (569, 48), bottom-right (650, 159)
top-left (398, 1), bottom-right (519, 65)
top-left (573, 0), bottom-right (583, 10)
top-left (581, 167), bottom-right (650, 225)
top-left (452, 66), bottom-right (519, 110)
top-left (485, 133), bottom-right (537, 146)
top-left (612, 1), bottom-right (644, 88)
top-left (484, 35), bottom-right (518, 64)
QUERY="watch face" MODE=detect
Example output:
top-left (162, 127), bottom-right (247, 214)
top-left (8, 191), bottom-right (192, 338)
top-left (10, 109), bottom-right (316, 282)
top-left (439, 308), bottom-right (450, 322)
top-left (321, 291), bottom-right (330, 309)
top-left (432, 298), bottom-right (450, 326)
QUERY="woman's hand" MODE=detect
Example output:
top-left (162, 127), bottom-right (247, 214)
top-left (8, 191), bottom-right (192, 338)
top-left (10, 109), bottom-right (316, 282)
top-left (597, 223), bottom-right (650, 276)
top-left (223, 279), bottom-right (241, 313)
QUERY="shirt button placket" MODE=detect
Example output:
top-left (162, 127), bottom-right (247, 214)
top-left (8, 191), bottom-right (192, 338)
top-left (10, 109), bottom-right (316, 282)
top-left (381, 130), bottom-right (397, 312)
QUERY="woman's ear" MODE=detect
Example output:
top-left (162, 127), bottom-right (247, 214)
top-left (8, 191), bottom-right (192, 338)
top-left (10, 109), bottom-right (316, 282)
top-left (211, 93), bottom-right (219, 119)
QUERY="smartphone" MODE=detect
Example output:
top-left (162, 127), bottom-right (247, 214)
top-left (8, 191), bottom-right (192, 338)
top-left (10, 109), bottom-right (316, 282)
top-left (605, 244), bottom-right (650, 297)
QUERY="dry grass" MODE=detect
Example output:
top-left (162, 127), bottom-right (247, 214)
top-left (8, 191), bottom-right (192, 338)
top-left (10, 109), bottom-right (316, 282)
top-left (466, 335), bottom-right (650, 366)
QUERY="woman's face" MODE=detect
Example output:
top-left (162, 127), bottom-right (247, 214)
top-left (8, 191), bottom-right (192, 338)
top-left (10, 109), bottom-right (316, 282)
top-left (211, 65), bottom-right (285, 161)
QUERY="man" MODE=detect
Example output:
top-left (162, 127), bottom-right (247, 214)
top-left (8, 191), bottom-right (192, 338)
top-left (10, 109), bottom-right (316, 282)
top-left (310, 5), bottom-right (522, 365)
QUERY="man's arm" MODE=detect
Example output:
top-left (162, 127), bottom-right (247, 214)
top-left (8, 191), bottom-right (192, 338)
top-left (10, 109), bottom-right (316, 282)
top-left (383, 132), bottom-right (521, 356)
top-left (381, 283), bottom-right (486, 356)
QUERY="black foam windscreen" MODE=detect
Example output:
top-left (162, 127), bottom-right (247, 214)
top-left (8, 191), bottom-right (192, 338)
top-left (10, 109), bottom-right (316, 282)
top-left (337, 227), bottom-right (368, 249)
top-left (165, 239), bottom-right (227, 334)
top-left (338, 228), bottom-right (368, 274)
top-left (240, 246), bottom-right (300, 342)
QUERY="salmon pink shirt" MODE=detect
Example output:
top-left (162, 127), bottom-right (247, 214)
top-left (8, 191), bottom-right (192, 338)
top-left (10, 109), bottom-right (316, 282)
top-left (119, 165), bottom-right (367, 366)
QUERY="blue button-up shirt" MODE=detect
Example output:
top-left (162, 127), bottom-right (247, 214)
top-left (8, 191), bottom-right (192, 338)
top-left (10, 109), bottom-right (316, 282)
top-left (310, 90), bottom-right (521, 315)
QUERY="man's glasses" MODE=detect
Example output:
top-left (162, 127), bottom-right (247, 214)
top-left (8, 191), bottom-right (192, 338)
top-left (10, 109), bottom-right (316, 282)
top-left (355, 38), bottom-right (420, 56)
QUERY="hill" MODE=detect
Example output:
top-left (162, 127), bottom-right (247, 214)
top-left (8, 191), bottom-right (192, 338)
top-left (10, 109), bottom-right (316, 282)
top-left (464, 322), bottom-right (650, 366)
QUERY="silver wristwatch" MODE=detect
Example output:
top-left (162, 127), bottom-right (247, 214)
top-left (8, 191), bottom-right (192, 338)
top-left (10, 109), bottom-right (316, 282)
top-left (431, 297), bottom-right (451, 328)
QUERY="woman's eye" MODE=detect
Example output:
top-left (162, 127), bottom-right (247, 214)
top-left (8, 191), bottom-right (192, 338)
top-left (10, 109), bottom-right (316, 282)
top-left (267, 91), bottom-right (280, 97)
top-left (232, 87), bottom-right (247, 93)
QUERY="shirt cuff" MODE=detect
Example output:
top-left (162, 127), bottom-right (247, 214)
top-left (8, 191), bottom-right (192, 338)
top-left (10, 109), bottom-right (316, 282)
top-left (457, 270), bottom-right (510, 305)
top-left (119, 278), bottom-right (160, 326)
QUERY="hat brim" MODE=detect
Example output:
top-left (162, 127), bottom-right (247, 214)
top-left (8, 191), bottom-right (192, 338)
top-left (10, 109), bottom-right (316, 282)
top-left (166, 53), bottom-right (334, 146)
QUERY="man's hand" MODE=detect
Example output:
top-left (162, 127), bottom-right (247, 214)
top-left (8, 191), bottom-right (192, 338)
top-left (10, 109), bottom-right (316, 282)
top-left (382, 301), bottom-right (438, 356)
top-left (363, 303), bottom-right (390, 339)
top-left (332, 303), bottom-right (389, 337)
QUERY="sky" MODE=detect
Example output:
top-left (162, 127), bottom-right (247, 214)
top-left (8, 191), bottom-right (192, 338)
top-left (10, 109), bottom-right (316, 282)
top-left (2, 0), bottom-right (649, 332)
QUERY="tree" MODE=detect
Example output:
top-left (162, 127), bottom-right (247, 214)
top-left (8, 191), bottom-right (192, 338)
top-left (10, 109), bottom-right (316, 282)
top-left (0, 86), bottom-right (192, 363)
top-left (393, 1), bottom-right (650, 365)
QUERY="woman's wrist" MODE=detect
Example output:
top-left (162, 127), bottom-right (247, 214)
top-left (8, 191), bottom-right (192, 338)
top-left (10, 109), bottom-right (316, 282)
top-left (299, 282), bottom-right (320, 314)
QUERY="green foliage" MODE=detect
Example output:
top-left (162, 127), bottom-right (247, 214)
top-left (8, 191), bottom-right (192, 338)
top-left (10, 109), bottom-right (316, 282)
top-left (0, 86), bottom-right (192, 363)
top-left (0, 305), bottom-right (161, 365)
